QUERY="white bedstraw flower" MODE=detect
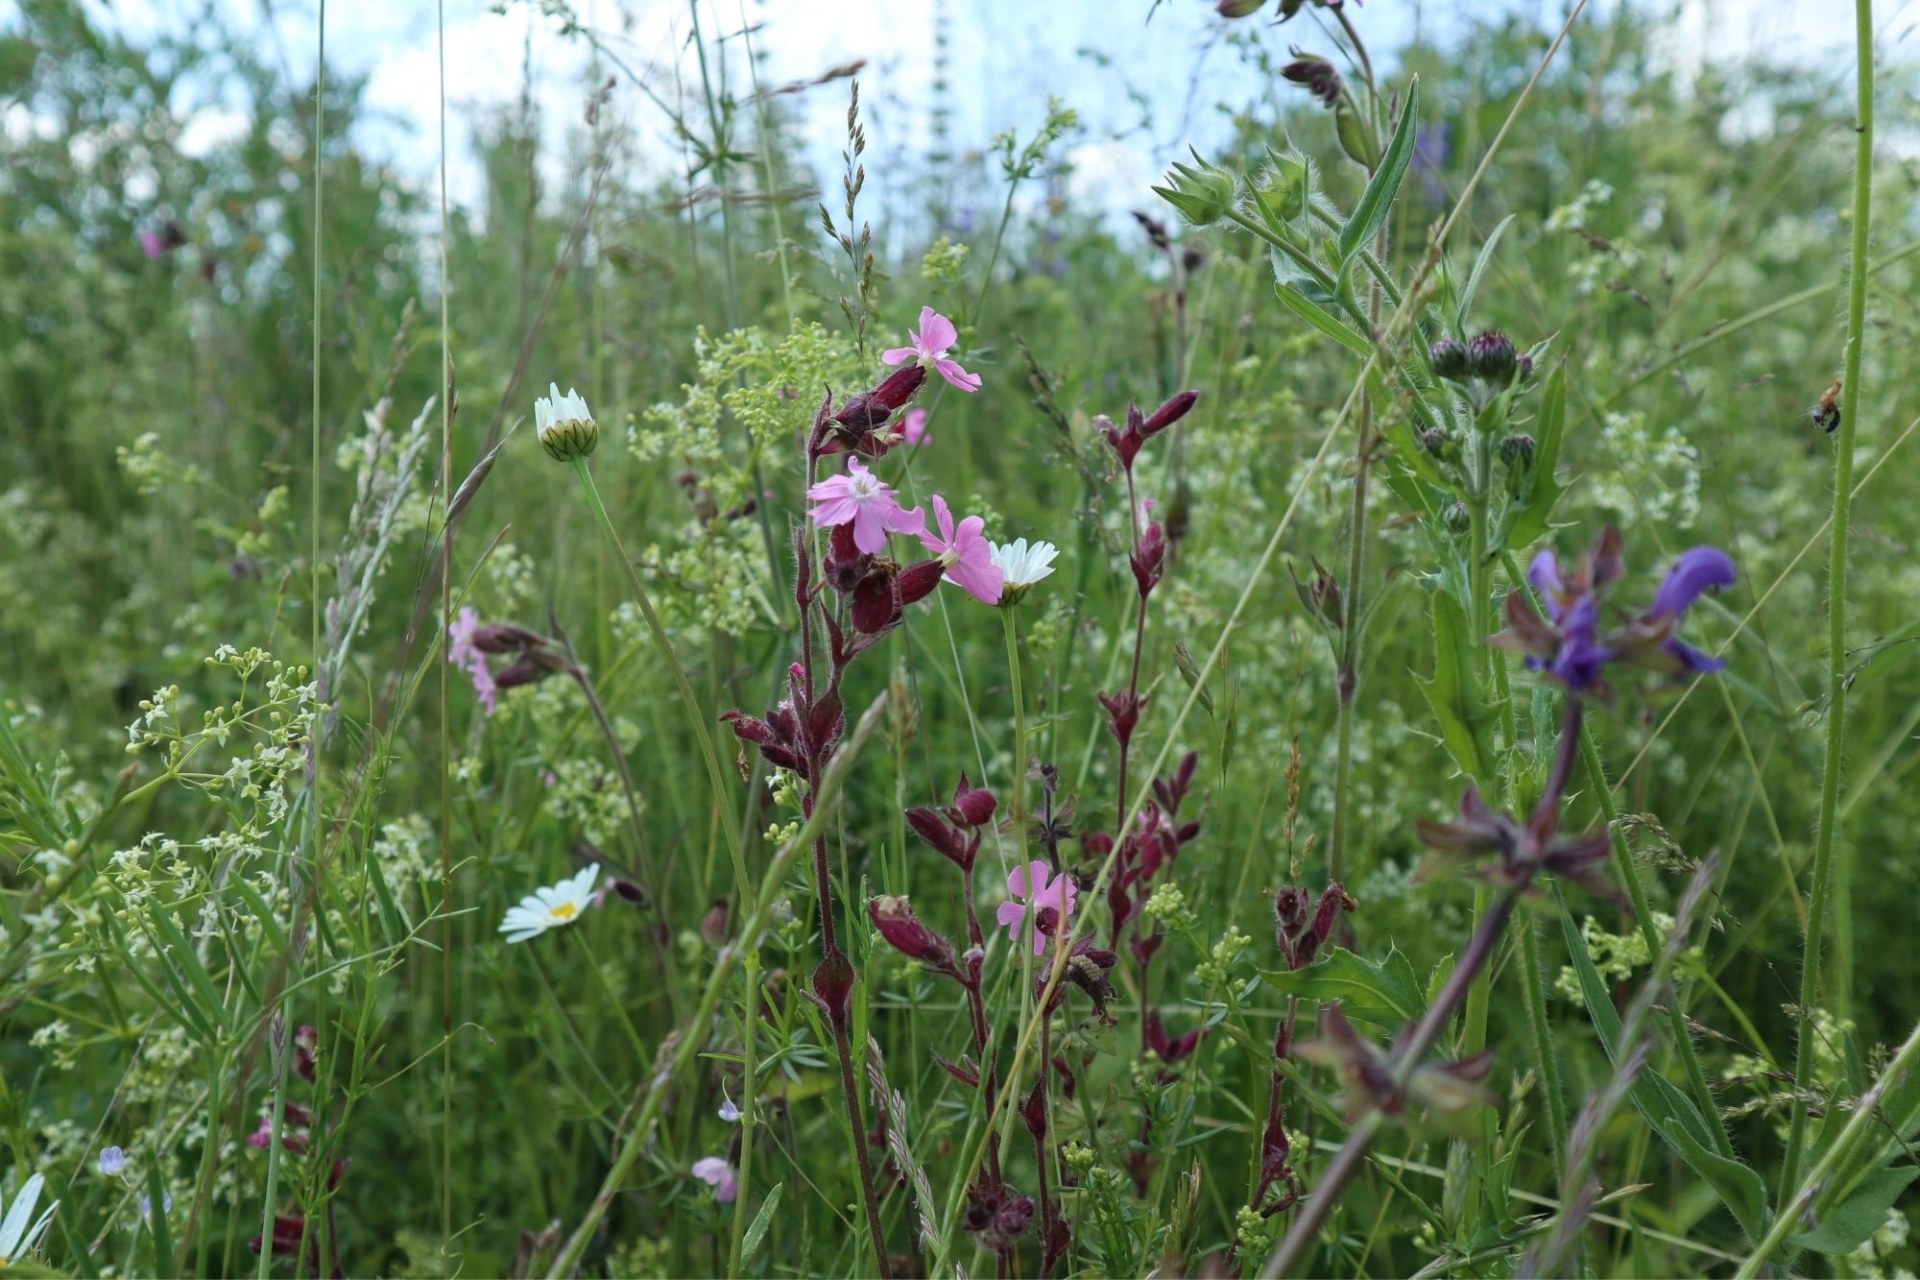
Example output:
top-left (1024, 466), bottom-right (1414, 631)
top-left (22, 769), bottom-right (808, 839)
top-left (0, 1172), bottom-right (56, 1268)
top-left (499, 864), bottom-right (601, 943)
top-left (990, 538), bottom-right (1059, 605)
top-left (535, 383), bottom-right (598, 462)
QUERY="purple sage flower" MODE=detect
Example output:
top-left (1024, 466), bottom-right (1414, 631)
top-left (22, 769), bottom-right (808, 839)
top-left (1497, 527), bottom-right (1734, 697)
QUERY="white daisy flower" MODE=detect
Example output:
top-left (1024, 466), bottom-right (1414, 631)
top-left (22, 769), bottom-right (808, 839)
top-left (534, 383), bottom-right (598, 462)
top-left (0, 1171), bottom-right (56, 1269)
top-left (499, 864), bottom-right (601, 943)
top-left (990, 538), bottom-right (1059, 604)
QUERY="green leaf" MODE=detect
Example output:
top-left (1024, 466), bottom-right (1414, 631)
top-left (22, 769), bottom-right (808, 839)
top-left (1659, 1119), bottom-right (1770, 1243)
top-left (1790, 1165), bottom-right (1918, 1255)
top-left (1504, 363), bottom-right (1571, 549)
top-left (1271, 276), bottom-right (1373, 358)
top-left (1554, 893), bottom-right (1719, 1155)
top-left (743, 1182), bottom-right (784, 1259)
top-left (1339, 77), bottom-right (1421, 264)
top-left (1416, 587), bottom-right (1494, 782)
top-left (1456, 214), bottom-right (1515, 331)
top-left (1260, 946), bottom-right (1423, 1030)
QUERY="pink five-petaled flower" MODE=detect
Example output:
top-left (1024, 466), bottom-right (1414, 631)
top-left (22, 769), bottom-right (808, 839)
top-left (996, 860), bottom-right (1076, 956)
top-left (883, 306), bottom-right (983, 393)
top-left (806, 457), bottom-right (925, 554)
top-left (917, 495), bottom-right (1004, 605)
top-left (691, 1156), bottom-right (738, 1204)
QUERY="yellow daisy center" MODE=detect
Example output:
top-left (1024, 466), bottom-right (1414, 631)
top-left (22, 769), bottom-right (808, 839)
top-left (548, 902), bottom-right (578, 922)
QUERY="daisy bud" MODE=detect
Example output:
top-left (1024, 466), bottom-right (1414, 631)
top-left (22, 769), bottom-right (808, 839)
top-left (1428, 338), bottom-right (1471, 380)
top-left (534, 383), bottom-right (598, 462)
top-left (1467, 331), bottom-right (1518, 383)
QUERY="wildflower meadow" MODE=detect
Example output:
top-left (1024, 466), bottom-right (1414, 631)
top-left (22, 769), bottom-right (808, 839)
top-left (5, 0), bottom-right (1920, 1275)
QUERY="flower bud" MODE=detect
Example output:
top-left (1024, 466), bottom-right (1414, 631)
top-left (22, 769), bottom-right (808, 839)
top-left (869, 896), bottom-right (956, 970)
top-left (1466, 331), bottom-right (1518, 384)
top-left (1500, 434), bottom-right (1536, 472)
top-left (535, 383), bottom-right (598, 462)
top-left (1335, 98), bottom-right (1377, 168)
top-left (1444, 502), bottom-right (1471, 533)
top-left (1257, 153), bottom-right (1312, 222)
top-left (1281, 50), bottom-right (1343, 110)
top-left (1418, 427), bottom-right (1453, 460)
top-left (1153, 151), bottom-right (1239, 228)
top-left (1428, 338), bottom-right (1470, 381)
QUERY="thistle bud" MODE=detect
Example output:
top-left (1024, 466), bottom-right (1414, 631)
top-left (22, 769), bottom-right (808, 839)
top-left (1428, 338), bottom-right (1470, 381)
top-left (535, 383), bottom-right (598, 462)
top-left (1500, 433), bottom-right (1536, 472)
top-left (1418, 427), bottom-right (1454, 460)
top-left (1466, 331), bottom-right (1518, 384)
top-left (1444, 502), bottom-right (1471, 533)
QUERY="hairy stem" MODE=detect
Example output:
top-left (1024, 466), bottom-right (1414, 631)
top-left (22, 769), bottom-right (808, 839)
top-left (1781, 0), bottom-right (1875, 1204)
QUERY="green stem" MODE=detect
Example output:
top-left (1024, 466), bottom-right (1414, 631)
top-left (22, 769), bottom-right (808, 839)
top-left (572, 928), bottom-right (649, 1065)
top-left (1738, 1016), bottom-right (1920, 1277)
top-left (726, 950), bottom-right (762, 1278)
top-left (1781, 0), bottom-right (1874, 1203)
top-left (1577, 725), bottom-right (1736, 1159)
top-left (546, 695), bottom-right (890, 1278)
top-left (569, 457), bottom-right (746, 886)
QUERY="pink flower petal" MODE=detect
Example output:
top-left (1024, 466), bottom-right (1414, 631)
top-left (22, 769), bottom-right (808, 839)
top-left (881, 346), bottom-right (916, 366)
top-left (995, 900), bottom-right (1025, 930)
top-left (918, 307), bottom-right (958, 354)
top-left (934, 359), bottom-right (982, 392)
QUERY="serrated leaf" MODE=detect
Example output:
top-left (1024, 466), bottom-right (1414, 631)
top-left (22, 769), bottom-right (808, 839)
top-left (1790, 1165), bottom-right (1917, 1255)
top-left (742, 1181), bottom-right (784, 1258)
top-left (1271, 274), bottom-right (1373, 358)
top-left (1416, 587), bottom-right (1494, 782)
top-left (1260, 946), bottom-right (1423, 1030)
top-left (1659, 1119), bottom-right (1769, 1243)
top-left (1339, 77), bottom-right (1421, 264)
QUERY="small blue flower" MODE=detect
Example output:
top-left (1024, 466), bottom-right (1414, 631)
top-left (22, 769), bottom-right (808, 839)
top-left (97, 1146), bottom-right (127, 1177)
top-left (140, 1191), bottom-right (173, 1222)
top-left (718, 1099), bottom-right (742, 1123)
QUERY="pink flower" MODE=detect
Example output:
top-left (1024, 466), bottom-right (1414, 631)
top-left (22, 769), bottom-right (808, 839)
top-left (903, 407), bottom-right (931, 446)
top-left (996, 860), bottom-right (1076, 956)
top-left (883, 306), bottom-right (983, 393)
top-left (138, 229), bottom-right (166, 259)
top-left (806, 458), bottom-right (925, 554)
top-left (448, 606), bottom-right (498, 715)
top-left (691, 1156), bottom-right (738, 1204)
top-left (917, 496), bottom-right (1003, 605)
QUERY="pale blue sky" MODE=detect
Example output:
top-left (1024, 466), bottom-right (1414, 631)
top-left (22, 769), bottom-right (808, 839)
top-left (21, 0), bottom-right (1886, 222)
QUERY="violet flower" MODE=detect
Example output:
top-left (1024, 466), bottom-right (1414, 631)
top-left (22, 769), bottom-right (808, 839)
top-left (806, 458), bottom-right (925, 554)
top-left (882, 306), bottom-right (983, 393)
top-left (1497, 527), bottom-right (1735, 696)
top-left (917, 496), bottom-right (1004, 605)
top-left (691, 1156), bottom-right (738, 1204)
top-left (996, 860), bottom-right (1076, 956)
